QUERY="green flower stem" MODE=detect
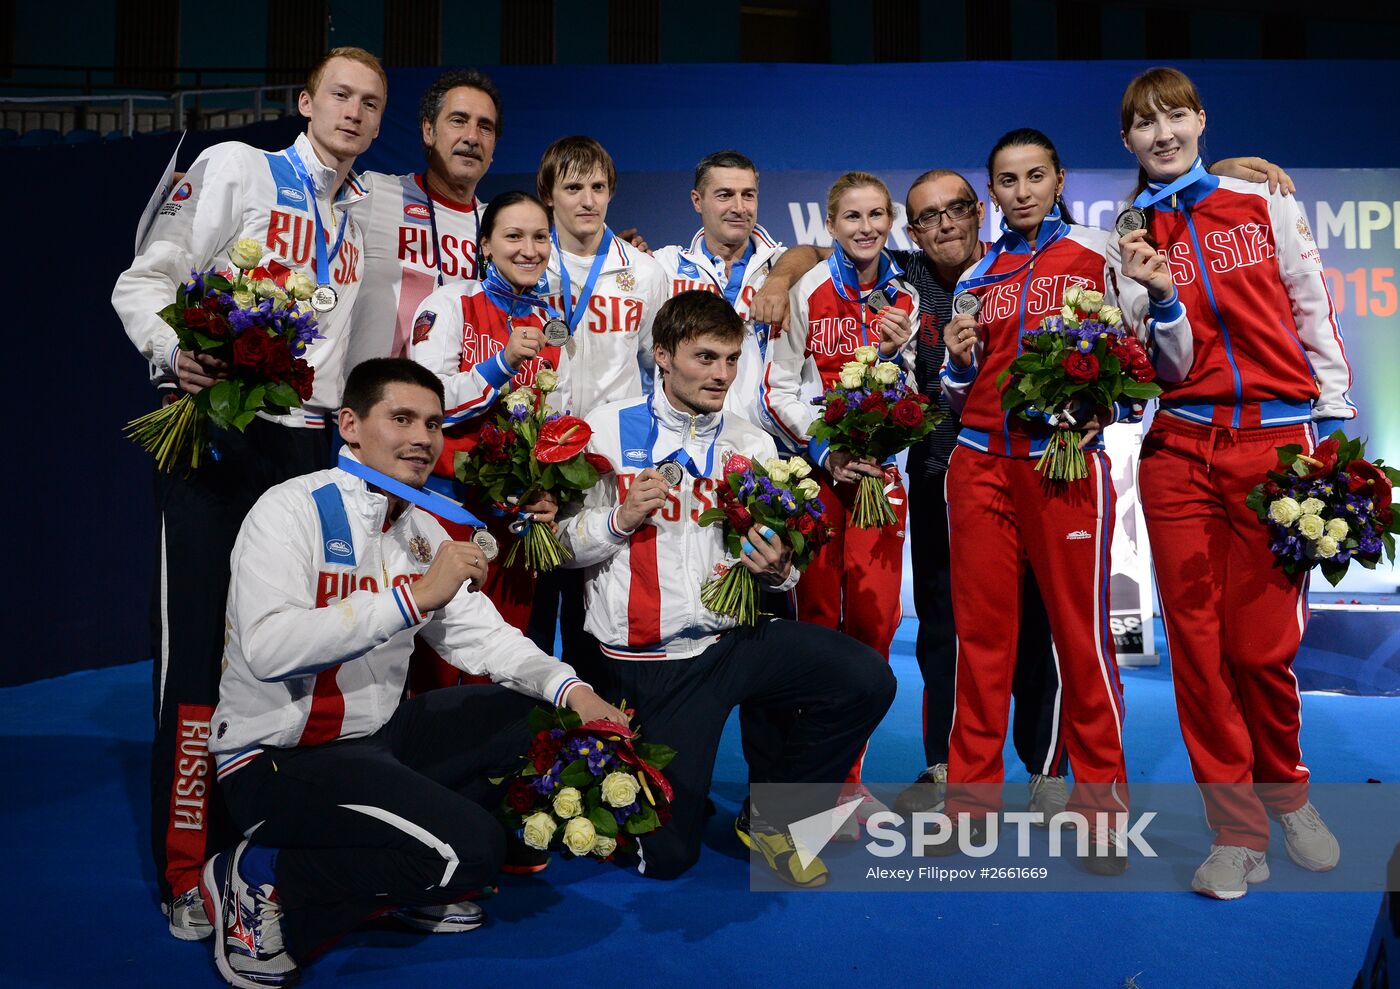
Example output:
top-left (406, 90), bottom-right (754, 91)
top-left (505, 524), bottom-right (575, 572)
top-left (700, 566), bottom-right (758, 624)
top-left (125, 395), bottom-right (206, 474)
top-left (851, 474), bottom-right (897, 529)
top-left (1034, 433), bottom-right (1088, 482)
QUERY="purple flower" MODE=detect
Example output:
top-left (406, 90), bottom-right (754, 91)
top-left (510, 404), bottom-right (530, 422)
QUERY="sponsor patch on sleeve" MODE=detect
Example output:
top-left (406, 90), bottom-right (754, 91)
top-left (412, 310), bottom-right (437, 344)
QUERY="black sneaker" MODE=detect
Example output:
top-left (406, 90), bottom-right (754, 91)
top-left (926, 816), bottom-right (990, 857)
top-left (894, 764), bottom-right (947, 815)
top-left (735, 798), bottom-right (754, 851)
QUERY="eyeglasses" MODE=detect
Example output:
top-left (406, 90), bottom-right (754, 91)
top-left (909, 200), bottom-right (977, 230)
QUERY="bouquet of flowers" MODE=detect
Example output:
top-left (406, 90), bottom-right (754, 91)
top-left (125, 238), bottom-right (321, 472)
top-left (996, 285), bottom-right (1160, 482)
top-left (498, 705), bottom-right (675, 862)
top-left (806, 345), bottom-right (940, 527)
top-left (1245, 431), bottom-right (1399, 586)
top-left (454, 371), bottom-right (605, 570)
top-left (695, 453), bottom-right (834, 624)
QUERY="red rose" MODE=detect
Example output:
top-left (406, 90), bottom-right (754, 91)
top-left (1061, 352), bottom-right (1100, 382)
top-left (723, 453), bottom-right (752, 476)
top-left (786, 515), bottom-right (799, 529)
top-left (288, 358), bottom-right (315, 401)
top-left (535, 415), bottom-right (592, 463)
top-left (183, 307), bottom-right (210, 329)
top-left (1299, 437), bottom-right (1340, 478)
top-left (797, 514), bottom-right (815, 535)
top-left (527, 730), bottom-right (562, 774)
top-left (506, 779), bottom-right (537, 813)
top-left (1346, 459), bottom-right (1392, 509)
top-left (725, 505), bottom-right (755, 531)
top-left (1109, 343), bottom-right (1135, 365)
top-left (859, 393), bottom-right (887, 413)
top-left (892, 398), bottom-right (924, 428)
top-left (233, 329), bottom-right (274, 370)
top-left (260, 338), bottom-right (292, 378)
top-left (823, 398), bottom-right (847, 424)
top-left (850, 429), bottom-right (868, 445)
top-left (1263, 480), bottom-right (1282, 496)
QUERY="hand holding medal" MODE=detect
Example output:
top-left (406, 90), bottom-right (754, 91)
top-left (1118, 228), bottom-right (1175, 300)
top-left (504, 321), bottom-right (545, 369)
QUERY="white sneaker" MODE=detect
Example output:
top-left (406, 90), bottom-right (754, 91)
top-left (391, 899), bottom-right (485, 933)
top-left (1191, 845), bottom-right (1270, 900)
top-left (164, 885), bottom-right (213, 941)
top-left (1028, 774), bottom-right (1069, 826)
top-left (1274, 802), bottom-right (1341, 872)
top-left (201, 840), bottom-right (298, 989)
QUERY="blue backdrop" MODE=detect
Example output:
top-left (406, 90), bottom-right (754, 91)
top-left (1, 59), bottom-right (1395, 685)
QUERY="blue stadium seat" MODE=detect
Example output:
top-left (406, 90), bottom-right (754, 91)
top-left (64, 128), bottom-right (102, 145)
top-left (14, 128), bottom-right (61, 147)
top-left (0, 128), bottom-right (18, 144)
top-left (103, 129), bottom-right (125, 141)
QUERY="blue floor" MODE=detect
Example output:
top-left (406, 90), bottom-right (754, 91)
top-left (3, 619), bottom-right (1397, 988)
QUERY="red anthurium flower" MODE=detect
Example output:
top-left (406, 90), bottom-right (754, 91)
top-left (535, 415), bottom-right (592, 463)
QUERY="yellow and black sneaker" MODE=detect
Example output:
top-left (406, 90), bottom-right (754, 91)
top-left (735, 797), bottom-right (754, 851)
top-left (749, 824), bottom-right (829, 888)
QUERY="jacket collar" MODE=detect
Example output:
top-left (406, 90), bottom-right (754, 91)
top-left (547, 226), bottom-right (631, 280)
top-left (682, 224), bottom-right (782, 275)
top-left (293, 132), bottom-right (369, 206)
top-left (653, 379), bottom-right (722, 438)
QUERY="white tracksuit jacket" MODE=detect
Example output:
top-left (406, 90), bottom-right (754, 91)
top-left (654, 225), bottom-right (788, 443)
top-left (209, 450), bottom-right (584, 778)
top-left (112, 132), bottom-right (370, 424)
top-left (558, 385), bottom-right (799, 661)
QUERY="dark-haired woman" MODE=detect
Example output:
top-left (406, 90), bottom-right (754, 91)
top-left (407, 192), bottom-right (564, 686)
top-left (1106, 66), bottom-right (1355, 899)
top-left (938, 129), bottom-right (1161, 873)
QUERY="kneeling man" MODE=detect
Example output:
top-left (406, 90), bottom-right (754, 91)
top-left (204, 358), bottom-right (623, 988)
top-left (558, 290), bottom-right (896, 885)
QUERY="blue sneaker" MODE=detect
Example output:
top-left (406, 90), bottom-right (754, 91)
top-left (200, 841), bottom-right (299, 988)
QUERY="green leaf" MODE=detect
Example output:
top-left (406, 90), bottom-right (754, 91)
top-left (1120, 380), bottom-right (1161, 400)
top-left (1275, 443), bottom-right (1303, 467)
top-left (557, 707), bottom-right (583, 730)
top-left (265, 382), bottom-right (300, 409)
top-left (634, 742), bottom-right (677, 771)
top-left (559, 758), bottom-right (592, 789)
top-left (696, 508), bottom-right (726, 527)
top-left (526, 706), bottom-right (554, 733)
top-left (1320, 560), bottom-right (1347, 587)
top-left (588, 806), bottom-right (618, 837)
top-left (558, 455), bottom-right (597, 490)
top-left (206, 379), bottom-right (242, 427)
top-left (788, 529), bottom-right (805, 557)
top-left (623, 801), bottom-right (661, 835)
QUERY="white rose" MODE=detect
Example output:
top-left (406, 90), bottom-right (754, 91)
top-left (788, 458), bottom-right (812, 479)
top-left (231, 289), bottom-right (255, 309)
top-left (872, 361), bottom-right (900, 386)
top-left (1080, 289), bottom-right (1104, 312)
top-left (796, 478), bottom-right (820, 500)
top-left (536, 368), bottom-right (559, 394)
top-left (1299, 498), bottom-right (1325, 516)
top-left (1063, 284), bottom-right (1084, 308)
top-left (763, 457), bottom-right (791, 484)
top-left (838, 366), bottom-right (866, 390)
top-left (853, 344), bottom-right (880, 366)
top-left (228, 238), bottom-right (262, 271)
top-left (552, 786), bottom-right (584, 819)
top-left (1313, 534), bottom-right (1340, 559)
top-left (284, 271), bottom-right (315, 301)
top-left (1324, 517), bottom-right (1349, 540)
top-left (1268, 497), bottom-right (1302, 526)
top-left (561, 817), bottom-right (597, 856)
top-left (1098, 305), bottom-right (1123, 327)
top-left (600, 770), bottom-right (641, 808)
top-left (1060, 304), bottom-right (1078, 324)
top-left (591, 834), bottom-right (618, 858)
top-left (251, 278), bottom-right (287, 303)
top-left (521, 812), bottom-right (557, 851)
top-left (1297, 514), bottom-right (1325, 541)
top-left (503, 388), bottom-right (533, 411)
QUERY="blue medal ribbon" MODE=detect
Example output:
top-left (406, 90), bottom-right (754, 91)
top-left (552, 227), bottom-right (616, 335)
top-left (826, 242), bottom-right (903, 305)
top-left (338, 451), bottom-right (486, 527)
top-left (1133, 156), bottom-right (1210, 211)
top-left (284, 144), bottom-right (348, 292)
top-left (482, 263), bottom-right (562, 320)
top-left (954, 205), bottom-right (1070, 297)
top-left (645, 393), bottom-right (722, 477)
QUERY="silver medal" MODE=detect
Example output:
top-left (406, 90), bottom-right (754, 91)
top-left (952, 291), bottom-right (982, 318)
top-left (471, 529), bottom-right (499, 561)
top-left (866, 288), bottom-right (890, 312)
top-left (657, 460), bottom-right (685, 488)
top-left (1115, 207), bottom-right (1148, 237)
top-left (309, 285), bottom-right (338, 313)
top-left (542, 318), bottom-right (570, 347)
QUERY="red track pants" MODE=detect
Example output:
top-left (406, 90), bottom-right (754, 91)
top-left (1139, 414), bottom-right (1313, 849)
top-left (945, 446), bottom-right (1128, 818)
top-left (795, 466), bottom-right (906, 785)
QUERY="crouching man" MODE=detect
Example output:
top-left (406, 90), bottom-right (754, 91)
top-left (203, 358), bottom-right (624, 989)
top-left (557, 290), bottom-right (896, 886)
